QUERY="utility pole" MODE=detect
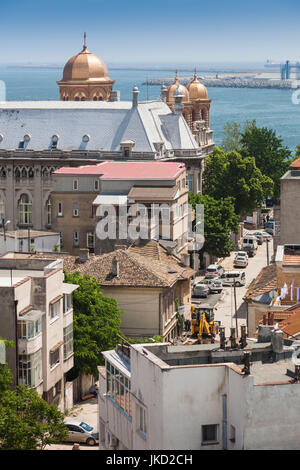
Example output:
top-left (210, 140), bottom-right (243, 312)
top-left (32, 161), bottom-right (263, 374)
top-left (233, 280), bottom-right (238, 334)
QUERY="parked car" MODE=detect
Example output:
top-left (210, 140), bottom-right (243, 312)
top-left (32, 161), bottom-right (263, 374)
top-left (234, 256), bottom-right (248, 268)
top-left (236, 251), bottom-right (248, 260)
top-left (260, 231), bottom-right (273, 240)
top-left (193, 283), bottom-right (210, 298)
top-left (251, 231), bottom-right (264, 245)
top-left (221, 270), bottom-right (246, 287)
top-left (64, 420), bottom-right (99, 446)
top-left (201, 278), bottom-right (223, 294)
top-left (205, 264), bottom-right (224, 279)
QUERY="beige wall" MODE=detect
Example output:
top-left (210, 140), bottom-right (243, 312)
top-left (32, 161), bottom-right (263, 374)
top-left (280, 176), bottom-right (300, 245)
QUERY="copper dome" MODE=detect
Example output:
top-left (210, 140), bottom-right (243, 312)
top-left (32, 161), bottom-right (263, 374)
top-left (187, 71), bottom-right (208, 100)
top-left (167, 73), bottom-right (190, 103)
top-left (62, 45), bottom-right (110, 82)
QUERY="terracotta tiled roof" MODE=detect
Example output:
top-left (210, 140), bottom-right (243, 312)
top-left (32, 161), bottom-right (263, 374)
top-left (62, 243), bottom-right (194, 288)
top-left (276, 305), bottom-right (300, 337)
top-left (290, 158), bottom-right (300, 169)
top-left (244, 264), bottom-right (277, 300)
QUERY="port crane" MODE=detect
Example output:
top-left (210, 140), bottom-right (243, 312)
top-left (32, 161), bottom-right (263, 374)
top-left (265, 59), bottom-right (300, 80)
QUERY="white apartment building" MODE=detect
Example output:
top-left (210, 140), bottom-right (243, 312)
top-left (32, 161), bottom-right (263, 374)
top-left (0, 252), bottom-right (78, 411)
top-left (99, 329), bottom-right (300, 450)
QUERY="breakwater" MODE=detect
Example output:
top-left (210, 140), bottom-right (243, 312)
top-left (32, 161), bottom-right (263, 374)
top-left (143, 76), bottom-right (298, 90)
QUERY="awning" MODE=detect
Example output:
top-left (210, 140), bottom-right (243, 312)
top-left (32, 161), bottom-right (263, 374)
top-left (62, 283), bottom-right (79, 295)
top-left (20, 309), bottom-right (44, 321)
top-left (49, 294), bottom-right (63, 305)
top-left (92, 195), bottom-right (128, 205)
top-left (50, 340), bottom-right (64, 353)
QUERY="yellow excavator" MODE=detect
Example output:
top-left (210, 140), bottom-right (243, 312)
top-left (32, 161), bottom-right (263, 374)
top-left (191, 305), bottom-right (216, 343)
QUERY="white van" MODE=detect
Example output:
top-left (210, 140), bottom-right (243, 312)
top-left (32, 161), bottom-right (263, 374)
top-left (242, 235), bottom-right (258, 257)
top-left (221, 270), bottom-right (246, 287)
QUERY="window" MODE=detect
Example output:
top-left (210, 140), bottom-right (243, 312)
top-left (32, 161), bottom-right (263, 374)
top-left (49, 300), bottom-right (60, 321)
top-left (58, 202), bottom-right (63, 216)
top-left (73, 231), bottom-right (79, 246)
top-left (46, 198), bottom-right (52, 225)
top-left (87, 232), bottom-right (95, 249)
top-left (73, 179), bottom-right (79, 190)
top-left (18, 349), bottom-right (42, 387)
top-left (63, 324), bottom-right (73, 360)
top-left (137, 405), bottom-right (147, 436)
top-left (63, 294), bottom-right (73, 314)
top-left (202, 425), bottom-right (218, 444)
top-left (73, 202), bottom-right (79, 217)
top-left (94, 179), bottom-right (99, 191)
top-left (230, 425), bottom-right (236, 444)
top-left (19, 194), bottom-right (32, 225)
top-left (186, 174), bottom-right (193, 192)
top-left (106, 361), bottom-right (132, 419)
top-left (18, 317), bottom-right (42, 340)
top-left (50, 347), bottom-right (60, 369)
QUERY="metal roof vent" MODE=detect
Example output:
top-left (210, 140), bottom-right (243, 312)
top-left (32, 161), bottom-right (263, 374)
top-left (82, 134), bottom-right (90, 143)
top-left (0, 134), bottom-right (3, 142)
top-left (24, 134), bottom-right (31, 142)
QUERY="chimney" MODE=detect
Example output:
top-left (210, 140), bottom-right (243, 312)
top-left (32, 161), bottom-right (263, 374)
top-left (239, 325), bottom-right (248, 349)
top-left (271, 328), bottom-right (284, 354)
top-left (111, 257), bottom-right (119, 278)
top-left (229, 328), bottom-right (238, 349)
top-left (79, 248), bottom-right (89, 260)
top-left (219, 327), bottom-right (226, 350)
top-left (132, 85), bottom-right (139, 108)
top-left (242, 352), bottom-right (251, 375)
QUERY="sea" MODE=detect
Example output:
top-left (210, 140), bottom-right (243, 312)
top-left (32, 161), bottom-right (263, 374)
top-left (0, 64), bottom-right (300, 152)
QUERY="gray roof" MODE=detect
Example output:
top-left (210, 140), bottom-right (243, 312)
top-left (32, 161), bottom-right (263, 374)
top-left (0, 100), bottom-right (199, 153)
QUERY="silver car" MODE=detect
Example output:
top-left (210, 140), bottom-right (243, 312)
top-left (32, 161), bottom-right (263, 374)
top-left (193, 283), bottom-right (210, 298)
top-left (64, 419), bottom-right (99, 446)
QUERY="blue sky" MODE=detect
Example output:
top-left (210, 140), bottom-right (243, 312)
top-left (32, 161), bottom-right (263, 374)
top-left (1, 0), bottom-right (300, 64)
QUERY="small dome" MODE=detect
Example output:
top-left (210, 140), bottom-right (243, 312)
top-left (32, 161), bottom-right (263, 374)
top-left (167, 73), bottom-right (189, 103)
top-left (62, 44), bottom-right (110, 82)
top-left (187, 71), bottom-right (208, 100)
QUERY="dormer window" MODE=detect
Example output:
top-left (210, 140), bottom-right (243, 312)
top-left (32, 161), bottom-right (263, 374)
top-left (120, 140), bottom-right (135, 158)
top-left (18, 141), bottom-right (24, 149)
top-left (51, 135), bottom-right (59, 150)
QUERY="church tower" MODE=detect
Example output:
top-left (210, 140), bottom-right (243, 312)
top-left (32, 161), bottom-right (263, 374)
top-left (57, 34), bottom-right (115, 101)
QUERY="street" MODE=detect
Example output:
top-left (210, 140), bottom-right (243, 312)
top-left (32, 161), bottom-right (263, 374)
top-left (192, 231), bottom-right (273, 337)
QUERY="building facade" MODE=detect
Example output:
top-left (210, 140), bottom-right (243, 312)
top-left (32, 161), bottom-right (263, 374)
top-left (51, 161), bottom-right (191, 258)
top-left (99, 334), bottom-right (300, 450)
top-left (0, 253), bottom-right (78, 411)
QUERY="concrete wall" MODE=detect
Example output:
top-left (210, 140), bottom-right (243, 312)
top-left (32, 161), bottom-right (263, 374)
top-left (280, 175), bottom-right (300, 245)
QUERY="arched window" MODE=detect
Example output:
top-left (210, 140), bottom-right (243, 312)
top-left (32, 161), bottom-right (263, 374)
top-left (21, 168), bottom-right (27, 178)
top-left (28, 168), bottom-right (34, 179)
top-left (46, 198), bottom-right (52, 226)
top-left (15, 168), bottom-right (21, 180)
top-left (19, 194), bottom-right (32, 225)
top-left (42, 168), bottom-right (49, 179)
top-left (0, 168), bottom-right (6, 178)
top-left (0, 197), bottom-right (5, 222)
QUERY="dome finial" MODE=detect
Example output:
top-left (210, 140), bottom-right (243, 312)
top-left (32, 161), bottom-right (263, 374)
top-left (194, 67), bottom-right (197, 79)
top-left (83, 32), bottom-right (87, 51)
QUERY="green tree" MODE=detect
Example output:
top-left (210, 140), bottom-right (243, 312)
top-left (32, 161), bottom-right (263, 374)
top-left (203, 147), bottom-right (273, 215)
top-left (295, 142), bottom-right (300, 159)
top-left (240, 121), bottom-right (292, 200)
top-left (189, 193), bottom-right (239, 260)
top-left (64, 270), bottom-right (123, 378)
top-left (0, 363), bottom-right (68, 450)
top-left (221, 122), bottom-right (242, 153)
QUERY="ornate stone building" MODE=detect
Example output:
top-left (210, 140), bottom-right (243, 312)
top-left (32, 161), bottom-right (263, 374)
top-left (0, 46), bottom-right (214, 240)
top-left (57, 35), bottom-right (115, 102)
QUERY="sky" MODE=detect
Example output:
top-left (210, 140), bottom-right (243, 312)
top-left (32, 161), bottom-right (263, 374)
top-left (1, 0), bottom-right (300, 64)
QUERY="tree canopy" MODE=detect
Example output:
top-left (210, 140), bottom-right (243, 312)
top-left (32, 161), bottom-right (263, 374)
top-left (189, 193), bottom-right (239, 259)
top-left (202, 147), bottom-right (274, 216)
top-left (240, 120), bottom-right (293, 200)
top-left (0, 363), bottom-right (68, 450)
top-left (64, 270), bottom-right (123, 379)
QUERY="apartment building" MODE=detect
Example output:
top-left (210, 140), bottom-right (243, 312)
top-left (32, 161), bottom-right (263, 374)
top-left (99, 329), bottom-right (300, 450)
top-left (52, 161), bottom-right (192, 263)
top-left (0, 253), bottom-right (78, 411)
